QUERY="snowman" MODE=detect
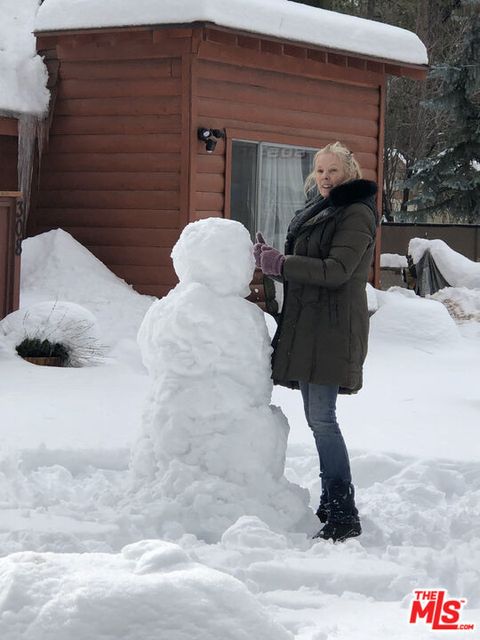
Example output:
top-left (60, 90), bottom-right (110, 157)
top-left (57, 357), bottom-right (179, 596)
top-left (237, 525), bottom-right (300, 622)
top-left (130, 217), bottom-right (314, 542)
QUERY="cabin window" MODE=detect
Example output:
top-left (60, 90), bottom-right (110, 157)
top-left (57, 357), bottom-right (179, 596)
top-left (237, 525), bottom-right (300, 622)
top-left (230, 141), bottom-right (317, 249)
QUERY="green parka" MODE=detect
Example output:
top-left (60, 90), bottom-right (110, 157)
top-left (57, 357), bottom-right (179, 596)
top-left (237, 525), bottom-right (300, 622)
top-left (271, 179), bottom-right (378, 394)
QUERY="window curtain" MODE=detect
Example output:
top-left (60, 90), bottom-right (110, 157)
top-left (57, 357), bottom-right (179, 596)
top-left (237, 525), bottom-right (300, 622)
top-left (257, 145), bottom-right (310, 250)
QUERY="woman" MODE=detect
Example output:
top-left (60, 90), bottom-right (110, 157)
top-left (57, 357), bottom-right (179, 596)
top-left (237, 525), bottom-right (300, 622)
top-left (254, 141), bottom-right (378, 542)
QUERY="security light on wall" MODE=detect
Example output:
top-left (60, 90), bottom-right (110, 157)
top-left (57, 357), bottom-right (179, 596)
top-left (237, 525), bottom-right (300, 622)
top-left (197, 127), bottom-right (225, 153)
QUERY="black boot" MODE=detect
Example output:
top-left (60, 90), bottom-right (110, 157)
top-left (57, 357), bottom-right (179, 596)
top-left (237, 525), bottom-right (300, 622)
top-left (313, 481), bottom-right (361, 542)
top-left (315, 487), bottom-right (329, 523)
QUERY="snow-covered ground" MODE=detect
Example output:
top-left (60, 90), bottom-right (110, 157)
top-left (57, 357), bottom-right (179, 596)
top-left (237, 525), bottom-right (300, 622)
top-left (0, 229), bottom-right (479, 639)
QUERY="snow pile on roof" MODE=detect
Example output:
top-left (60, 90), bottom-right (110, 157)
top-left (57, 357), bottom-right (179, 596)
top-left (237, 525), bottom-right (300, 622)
top-left (21, 229), bottom-right (154, 348)
top-left (131, 218), bottom-right (314, 542)
top-left (0, 539), bottom-right (292, 640)
top-left (35, 0), bottom-right (428, 66)
top-left (0, 0), bottom-right (49, 117)
top-left (409, 238), bottom-right (480, 289)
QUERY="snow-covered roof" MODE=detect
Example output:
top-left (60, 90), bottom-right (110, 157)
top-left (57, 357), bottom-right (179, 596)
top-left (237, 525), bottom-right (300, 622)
top-left (0, 0), bottom-right (49, 118)
top-left (35, 0), bottom-right (428, 67)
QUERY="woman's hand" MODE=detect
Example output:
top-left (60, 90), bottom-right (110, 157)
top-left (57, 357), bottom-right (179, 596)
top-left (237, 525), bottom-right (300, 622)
top-left (253, 231), bottom-right (266, 268)
top-left (260, 246), bottom-right (285, 277)
top-left (254, 232), bottom-right (285, 275)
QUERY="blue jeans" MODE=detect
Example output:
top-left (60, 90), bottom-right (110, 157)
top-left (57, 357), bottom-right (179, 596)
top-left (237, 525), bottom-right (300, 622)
top-left (299, 382), bottom-right (352, 491)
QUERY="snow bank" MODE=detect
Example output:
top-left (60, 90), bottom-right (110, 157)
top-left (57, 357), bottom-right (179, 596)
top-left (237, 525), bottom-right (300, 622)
top-left (35, 0), bottom-right (428, 66)
top-left (0, 539), bottom-right (292, 640)
top-left (409, 238), bottom-right (480, 289)
top-left (370, 288), bottom-right (461, 347)
top-left (367, 285), bottom-right (417, 316)
top-left (0, 0), bottom-right (49, 116)
top-left (131, 218), bottom-right (313, 542)
top-left (21, 229), bottom-right (154, 348)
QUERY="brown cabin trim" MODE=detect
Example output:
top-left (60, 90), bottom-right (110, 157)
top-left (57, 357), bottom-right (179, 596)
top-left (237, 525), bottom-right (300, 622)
top-left (36, 22), bottom-right (428, 80)
top-left (0, 194), bottom-right (22, 318)
top-left (224, 134), bottom-right (233, 221)
top-left (36, 24), bottom-right (198, 40)
top-left (198, 41), bottom-right (384, 88)
top-left (0, 118), bottom-right (18, 136)
top-left (203, 25), bottom-right (428, 79)
top-left (185, 31), bottom-right (202, 228)
top-left (180, 52), bottom-right (193, 231)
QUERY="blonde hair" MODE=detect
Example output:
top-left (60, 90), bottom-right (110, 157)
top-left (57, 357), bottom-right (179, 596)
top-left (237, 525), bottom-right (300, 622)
top-left (304, 141), bottom-right (362, 197)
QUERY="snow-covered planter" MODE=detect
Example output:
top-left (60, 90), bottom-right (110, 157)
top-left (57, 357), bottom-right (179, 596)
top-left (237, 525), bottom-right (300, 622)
top-left (15, 336), bottom-right (69, 367)
top-left (0, 300), bottom-right (105, 367)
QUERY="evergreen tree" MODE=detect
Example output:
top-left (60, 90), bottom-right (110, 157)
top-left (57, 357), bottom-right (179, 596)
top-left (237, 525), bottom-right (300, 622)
top-left (407, 0), bottom-right (480, 223)
top-left (288, 0), bottom-right (362, 13)
top-left (382, 0), bottom-right (464, 222)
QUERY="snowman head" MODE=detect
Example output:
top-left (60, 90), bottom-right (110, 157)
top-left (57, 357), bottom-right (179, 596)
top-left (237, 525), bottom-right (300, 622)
top-left (171, 218), bottom-right (255, 297)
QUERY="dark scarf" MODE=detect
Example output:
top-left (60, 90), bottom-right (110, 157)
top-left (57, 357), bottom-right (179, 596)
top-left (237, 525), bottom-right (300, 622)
top-left (285, 179), bottom-right (378, 253)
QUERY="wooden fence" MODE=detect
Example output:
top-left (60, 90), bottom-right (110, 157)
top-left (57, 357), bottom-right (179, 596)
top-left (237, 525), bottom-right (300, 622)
top-left (381, 222), bottom-right (480, 262)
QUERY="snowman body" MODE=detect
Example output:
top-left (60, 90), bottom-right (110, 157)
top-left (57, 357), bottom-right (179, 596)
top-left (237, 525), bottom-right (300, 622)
top-left (132, 218), bottom-right (313, 541)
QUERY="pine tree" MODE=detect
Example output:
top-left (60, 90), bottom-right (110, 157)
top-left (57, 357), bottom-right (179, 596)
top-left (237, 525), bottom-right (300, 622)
top-left (287, 0), bottom-right (362, 13)
top-left (407, 0), bottom-right (480, 223)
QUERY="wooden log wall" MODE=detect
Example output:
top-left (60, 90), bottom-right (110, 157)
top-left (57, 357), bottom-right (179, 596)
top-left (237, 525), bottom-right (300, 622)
top-left (34, 29), bottom-right (193, 298)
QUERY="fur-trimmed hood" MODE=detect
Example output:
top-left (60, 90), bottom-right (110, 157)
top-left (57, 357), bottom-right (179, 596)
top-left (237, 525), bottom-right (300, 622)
top-left (287, 179), bottom-right (378, 243)
top-left (329, 179), bottom-right (377, 207)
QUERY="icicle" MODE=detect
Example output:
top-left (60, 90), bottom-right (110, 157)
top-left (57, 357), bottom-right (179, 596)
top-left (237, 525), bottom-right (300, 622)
top-left (17, 114), bottom-right (37, 227)
top-left (17, 114), bottom-right (49, 229)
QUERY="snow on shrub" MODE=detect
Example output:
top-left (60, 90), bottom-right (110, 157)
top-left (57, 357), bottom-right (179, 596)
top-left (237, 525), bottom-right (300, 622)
top-left (0, 300), bottom-right (105, 366)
